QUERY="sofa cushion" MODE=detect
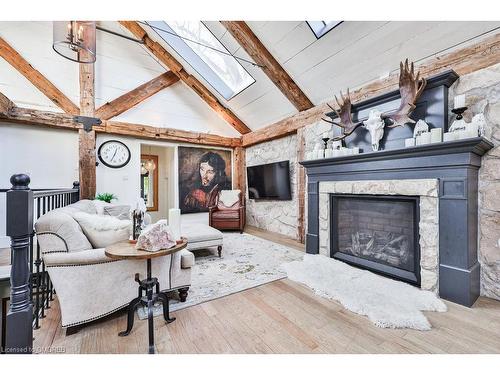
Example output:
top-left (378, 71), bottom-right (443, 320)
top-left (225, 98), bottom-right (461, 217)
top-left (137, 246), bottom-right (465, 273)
top-left (212, 210), bottom-right (240, 220)
top-left (73, 212), bottom-right (131, 248)
top-left (103, 205), bottom-right (130, 220)
top-left (182, 223), bottom-right (223, 243)
top-left (35, 210), bottom-right (93, 253)
top-left (69, 199), bottom-right (99, 214)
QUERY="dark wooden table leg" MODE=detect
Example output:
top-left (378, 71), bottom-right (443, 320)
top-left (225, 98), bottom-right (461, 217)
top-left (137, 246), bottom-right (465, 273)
top-left (146, 258), bottom-right (155, 354)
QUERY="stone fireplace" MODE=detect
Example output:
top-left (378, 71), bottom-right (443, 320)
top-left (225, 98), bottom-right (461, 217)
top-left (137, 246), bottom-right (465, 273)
top-left (331, 194), bottom-right (420, 285)
top-left (318, 180), bottom-right (439, 291)
top-left (301, 138), bottom-right (493, 307)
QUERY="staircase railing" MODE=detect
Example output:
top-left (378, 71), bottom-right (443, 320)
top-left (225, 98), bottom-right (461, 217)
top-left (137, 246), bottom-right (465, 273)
top-left (1, 174), bottom-right (79, 354)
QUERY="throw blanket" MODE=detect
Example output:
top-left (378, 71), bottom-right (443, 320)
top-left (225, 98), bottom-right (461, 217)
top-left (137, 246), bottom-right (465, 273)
top-left (219, 190), bottom-right (240, 207)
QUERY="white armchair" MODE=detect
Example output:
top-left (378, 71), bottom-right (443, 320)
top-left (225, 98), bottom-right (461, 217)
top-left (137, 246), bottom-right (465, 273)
top-left (35, 200), bottom-right (194, 328)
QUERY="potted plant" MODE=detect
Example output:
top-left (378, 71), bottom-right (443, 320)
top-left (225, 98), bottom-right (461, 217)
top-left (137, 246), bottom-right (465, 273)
top-left (95, 193), bottom-right (117, 203)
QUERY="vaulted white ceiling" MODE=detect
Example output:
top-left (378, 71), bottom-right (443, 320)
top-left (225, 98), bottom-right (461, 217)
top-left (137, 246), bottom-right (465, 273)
top-left (1, 21), bottom-right (499, 136)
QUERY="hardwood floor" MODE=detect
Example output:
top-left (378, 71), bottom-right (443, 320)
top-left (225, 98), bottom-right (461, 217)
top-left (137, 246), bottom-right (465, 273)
top-left (12, 229), bottom-right (500, 354)
top-left (0, 247), bottom-right (10, 267)
top-left (33, 278), bottom-right (500, 354)
top-left (244, 225), bottom-right (305, 252)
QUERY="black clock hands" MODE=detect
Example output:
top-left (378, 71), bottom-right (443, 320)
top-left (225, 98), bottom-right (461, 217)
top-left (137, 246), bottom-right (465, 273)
top-left (111, 148), bottom-right (118, 162)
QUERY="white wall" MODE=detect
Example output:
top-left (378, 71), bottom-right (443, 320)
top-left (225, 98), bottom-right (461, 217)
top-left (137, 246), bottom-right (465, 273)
top-left (0, 125), bottom-right (234, 247)
top-left (0, 123), bottom-right (79, 247)
top-left (95, 134), bottom-right (141, 207)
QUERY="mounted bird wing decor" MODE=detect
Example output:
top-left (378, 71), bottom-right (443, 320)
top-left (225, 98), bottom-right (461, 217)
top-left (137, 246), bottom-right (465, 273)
top-left (322, 59), bottom-right (427, 151)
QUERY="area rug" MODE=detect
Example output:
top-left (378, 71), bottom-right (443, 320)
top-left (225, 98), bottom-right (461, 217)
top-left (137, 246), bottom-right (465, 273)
top-left (138, 232), bottom-right (303, 319)
top-left (283, 254), bottom-right (447, 330)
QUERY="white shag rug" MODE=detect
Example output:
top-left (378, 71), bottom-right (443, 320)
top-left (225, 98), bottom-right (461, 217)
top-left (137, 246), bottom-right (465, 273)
top-left (138, 232), bottom-right (303, 319)
top-left (283, 254), bottom-right (447, 330)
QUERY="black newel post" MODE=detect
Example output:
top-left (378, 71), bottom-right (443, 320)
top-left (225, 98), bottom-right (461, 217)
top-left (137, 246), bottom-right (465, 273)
top-left (72, 181), bottom-right (80, 203)
top-left (5, 174), bottom-right (33, 354)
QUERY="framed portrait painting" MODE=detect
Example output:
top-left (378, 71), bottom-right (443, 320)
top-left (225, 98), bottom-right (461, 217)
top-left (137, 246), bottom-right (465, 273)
top-left (178, 146), bottom-right (232, 214)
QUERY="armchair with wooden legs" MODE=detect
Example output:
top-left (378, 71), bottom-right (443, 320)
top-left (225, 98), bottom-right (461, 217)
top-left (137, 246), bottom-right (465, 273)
top-left (208, 190), bottom-right (245, 233)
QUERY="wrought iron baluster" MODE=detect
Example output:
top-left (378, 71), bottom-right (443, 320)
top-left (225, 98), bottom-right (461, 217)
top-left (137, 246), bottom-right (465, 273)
top-left (34, 197), bottom-right (41, 329)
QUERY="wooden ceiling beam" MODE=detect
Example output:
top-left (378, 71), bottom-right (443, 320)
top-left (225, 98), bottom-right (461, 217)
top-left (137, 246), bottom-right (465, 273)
top-left (0, 106), bottom-right (242, 148)
top-left (242, 32), bottom-right (500, 147)
top-left (0, 91), bottom-right (15, 114)
top-left (95, 71), bottom-right (179, 120)
top-left (118, 21), bottom-right (252, 135)
top-left (221, 21), bottom-right (313, 112)
top-left (0, 37), bottom-right (80, 115)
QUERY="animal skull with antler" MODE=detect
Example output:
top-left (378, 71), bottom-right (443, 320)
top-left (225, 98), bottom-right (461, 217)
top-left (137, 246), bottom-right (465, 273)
top-left (322, 59), bottom-right (427, 151)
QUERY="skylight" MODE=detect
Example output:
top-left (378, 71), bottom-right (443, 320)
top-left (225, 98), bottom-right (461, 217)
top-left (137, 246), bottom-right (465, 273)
top-left (306, 21), bottom-right (343, 39)
top-left (146, 21), bottom-right (255, 101)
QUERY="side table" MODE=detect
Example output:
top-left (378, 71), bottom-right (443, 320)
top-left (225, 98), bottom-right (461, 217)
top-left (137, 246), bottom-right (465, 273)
top-left (105, 239), bottom-right (187, 354)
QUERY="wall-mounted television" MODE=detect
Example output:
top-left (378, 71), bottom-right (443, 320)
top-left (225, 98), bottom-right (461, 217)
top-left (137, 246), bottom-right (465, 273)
top-left (247, 161), bottom-right (292, 200)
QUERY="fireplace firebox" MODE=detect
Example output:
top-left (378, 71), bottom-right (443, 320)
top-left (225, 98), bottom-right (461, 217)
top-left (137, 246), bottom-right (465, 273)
top-left (330, 194), bottom-right (420, 285)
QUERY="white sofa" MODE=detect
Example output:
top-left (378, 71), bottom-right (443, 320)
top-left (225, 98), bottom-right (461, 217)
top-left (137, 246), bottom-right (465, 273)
top-left (34, 200), bottom-right (194, 328)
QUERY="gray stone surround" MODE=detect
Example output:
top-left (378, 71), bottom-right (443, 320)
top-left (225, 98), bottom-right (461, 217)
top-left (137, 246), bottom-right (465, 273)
top-left (245, 135), bottom-right (298, 238)
top-left (318, 179), bottom-right (439, 292)
top-left (245, 63), bottom-right (500, 303)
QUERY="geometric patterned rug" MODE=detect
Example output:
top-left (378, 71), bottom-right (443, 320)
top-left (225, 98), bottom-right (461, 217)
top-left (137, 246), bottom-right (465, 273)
top-left (137, 232), bottom-right (304, 319)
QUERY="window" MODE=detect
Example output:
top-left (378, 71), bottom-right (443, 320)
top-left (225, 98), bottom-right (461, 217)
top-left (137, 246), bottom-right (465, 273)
top-left (306, 21), bottom-right (343, 39)
top-left (146, 21), bottom-right (255, 101)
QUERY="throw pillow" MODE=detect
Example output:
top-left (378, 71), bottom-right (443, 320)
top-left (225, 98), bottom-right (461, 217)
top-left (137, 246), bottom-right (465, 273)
top-left (73, 212), bottom-right (131, 249)
top-left (218, 190), bottom-right (241, 208)
top-left (103, 205), bottom-right (131, 220)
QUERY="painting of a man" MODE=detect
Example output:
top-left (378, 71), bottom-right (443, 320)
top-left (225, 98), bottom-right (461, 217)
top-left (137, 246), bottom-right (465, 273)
top-left (178, 147), bottom-right (232, 213)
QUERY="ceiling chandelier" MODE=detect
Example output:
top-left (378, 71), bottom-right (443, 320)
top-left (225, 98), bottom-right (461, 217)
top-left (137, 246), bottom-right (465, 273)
top-left (52, 21), bottom-right (96, 63)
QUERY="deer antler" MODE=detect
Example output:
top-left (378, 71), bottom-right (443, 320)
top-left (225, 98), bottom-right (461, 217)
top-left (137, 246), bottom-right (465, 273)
top-left (381, 59), bottom-right (427, 128)
top-left (321, 89), bottom-right (363, 141)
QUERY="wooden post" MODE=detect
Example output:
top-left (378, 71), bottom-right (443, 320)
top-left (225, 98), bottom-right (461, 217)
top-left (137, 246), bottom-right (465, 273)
top-left (296, 128), bottom-right (306, 243)
top-left (233, 146), bottom-right (246, 198)
top-left (78, 22), bottom-right (97, 200)
top-left (5, 174), bottom-right (33, 353)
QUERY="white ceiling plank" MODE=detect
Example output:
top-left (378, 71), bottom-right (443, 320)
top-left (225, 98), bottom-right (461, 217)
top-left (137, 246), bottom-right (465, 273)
top-left (113, 83), bottom-right (241, 137)
top-left (297, 21), bottom-right (500, 104)
top-left (0, 58), bottom-right (63, 111)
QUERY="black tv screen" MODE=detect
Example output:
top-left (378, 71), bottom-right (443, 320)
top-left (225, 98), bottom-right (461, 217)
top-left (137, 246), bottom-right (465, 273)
top-left (247, 161), bottom-right (292, 200)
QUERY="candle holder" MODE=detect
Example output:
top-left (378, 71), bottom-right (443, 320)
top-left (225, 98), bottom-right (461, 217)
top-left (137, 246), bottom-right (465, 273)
top-left (451, 106), bottom-right (468, 121)
top-left (322, 137), bottom-right (330, 150)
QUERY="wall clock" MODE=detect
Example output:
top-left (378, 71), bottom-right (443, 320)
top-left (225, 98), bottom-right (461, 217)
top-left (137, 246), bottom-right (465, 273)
top-left (97, 140), bottom-right (131, 168)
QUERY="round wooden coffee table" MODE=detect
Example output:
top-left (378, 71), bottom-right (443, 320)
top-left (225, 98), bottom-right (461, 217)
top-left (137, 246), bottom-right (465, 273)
top-left (105, 239), bottom-right (187, 354)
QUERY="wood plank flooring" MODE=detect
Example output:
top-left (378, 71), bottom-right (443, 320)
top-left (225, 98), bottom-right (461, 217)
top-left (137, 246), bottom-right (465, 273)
top-left (32, 278), bottom-right (500, 354)
top-left (13, 229), bottom-right (500, 354)
top-left (0, 247), bottom-right (10, 267)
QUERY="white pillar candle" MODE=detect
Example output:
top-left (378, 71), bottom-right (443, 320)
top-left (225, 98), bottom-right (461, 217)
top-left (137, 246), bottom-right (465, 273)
top-left (325, 149), bottom-right (333, 158)
top-left (430, 128), bottom-right (442, 143)
top-left (317, 149), bottom-right (324, 158)
top-left (415, 135), bottom-right (422, 145)
top-left (331, 141), bottom-right (341, 150)
top-left (457, 129), bottom-right (470, 140)
top-left (468, 122), bottom-right (479, 138)
top-left (405, 138), bottom-right (415, 147)
top-left (168, 208), bottom-right (181, 241)
top-left (443, 132), bottom-right (457, 142)
top-left (332, 149), bottom-right (340, 157)
top-left (420, 132), bottom-right (431, 145)
top-left (352, 147), bottom-right (360, 154)
top-left (454, 94), bottom-right (465, 109)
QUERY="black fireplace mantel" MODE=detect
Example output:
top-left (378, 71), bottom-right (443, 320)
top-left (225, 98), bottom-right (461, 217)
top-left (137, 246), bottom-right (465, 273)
top-left (300, 137), bottom-right (494, 307)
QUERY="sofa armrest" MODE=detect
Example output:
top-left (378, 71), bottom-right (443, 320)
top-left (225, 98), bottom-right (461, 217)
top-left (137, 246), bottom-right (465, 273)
top-left (179, 249), bottom-right (195, 269)
top-left (43, 248), bottom-right (116, 267)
